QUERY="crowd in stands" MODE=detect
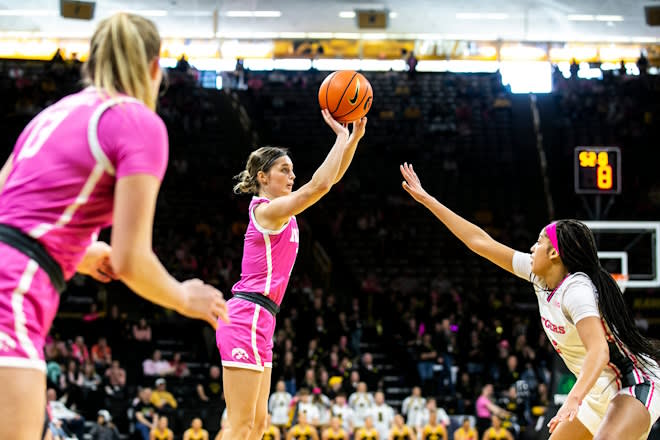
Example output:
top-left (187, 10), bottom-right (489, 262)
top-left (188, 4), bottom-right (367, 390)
top-left (1, 55), bottom-right (659, 440)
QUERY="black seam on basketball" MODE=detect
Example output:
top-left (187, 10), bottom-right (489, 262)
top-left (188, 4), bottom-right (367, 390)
top-left (325, 72), bottom-right (335, 112)
top-left (335, 82), bottom-right (371, 119)
top-left (332, 71), bottom-right (358, 114)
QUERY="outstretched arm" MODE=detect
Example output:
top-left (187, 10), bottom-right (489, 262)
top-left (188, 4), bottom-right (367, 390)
top-left (400, 163), bottom-right (517, 275)
top-left (257, 110), bottom-right (367, 228)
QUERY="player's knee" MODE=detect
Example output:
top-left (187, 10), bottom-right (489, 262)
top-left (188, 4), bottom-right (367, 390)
top-left (230, 417), bottom-right (255, 437)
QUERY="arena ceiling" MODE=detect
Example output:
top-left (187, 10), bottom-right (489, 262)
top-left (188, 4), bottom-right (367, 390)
top-left (0, 0), bottom-right (658, 42)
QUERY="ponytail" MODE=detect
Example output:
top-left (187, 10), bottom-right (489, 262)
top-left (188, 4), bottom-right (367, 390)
top-left (233, 147), bottom-right (288, 195)
top-left (83, 13), bottom-right (161, 110)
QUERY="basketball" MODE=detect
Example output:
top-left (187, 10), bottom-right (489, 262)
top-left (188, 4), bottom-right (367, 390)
top-left (318, 70), bottom-right (373, 123)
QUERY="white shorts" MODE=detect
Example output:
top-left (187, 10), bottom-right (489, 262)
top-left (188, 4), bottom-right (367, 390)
top-left (578, 377), bottom-right (660, 439)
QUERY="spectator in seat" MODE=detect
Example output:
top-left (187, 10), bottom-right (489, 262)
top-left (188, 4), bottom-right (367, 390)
top-left (169, 352), bottom-right (190, 378)
top-left (197, 365), bottom-right (224, 432)
top-left (150, 415), bottom-right (174, 440)
top-left (91, 337), bottom-right (112, 370)
top-left (143, 350), bottom-right (174, 377)
top-left (133, 387), bottom-right (157, 440)
top-left (151, 378), bottom-right (178, 416)
top-left (269, 380), bottom-right (292, 431)
top-left (184, 417), bottom-right (209, 440)
top-left (104, 360), bottom-right (127, 399)
top-left (46, 388), bottom-right (86, 439)
top-left (359, 352), bottom-right (381, 391)
top-left (71, 335), bottom-right (90, 365)
top-left (89, 409), bottom-right (120, 440)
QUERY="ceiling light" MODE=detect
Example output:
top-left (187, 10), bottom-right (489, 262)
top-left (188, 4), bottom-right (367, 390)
top-left (389, 12), bottom-right (398, 18)
top-left (596, 15), bottom-right (623, 22)
top-left (456, 13), bottom-right (481, 20)
top-left (253, 11), bottom-right (281, 17)
top-left (278, 32), bottom-right (306, 39)
top-left (0, 10), bottom-right (57, 16)
top-left (339, 11), bottom-right (356, 18)
top-left (307, 32), bottom-right (333, 39)
top-left (362, 33), bottom-right (387, 40)
top-left (567, 14), bottom-right (595, 21)
top-left (225, 10), bottom-right (281, 18)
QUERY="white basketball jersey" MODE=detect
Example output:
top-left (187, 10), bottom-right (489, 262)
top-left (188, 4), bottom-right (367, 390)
top-left (371, 403), bottom-right (395, 440)
top-left (402, 396), bottom-right (426, 427)
top-left (513, 252), bottom-right (660, 393)
top-left (268, 391), bottom-right (292, 425)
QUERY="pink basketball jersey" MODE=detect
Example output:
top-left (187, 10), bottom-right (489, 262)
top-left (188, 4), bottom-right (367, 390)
top-left (232, 197), bottom-right (299, 306)
top-left (0, 88), bottom-right (168, 279)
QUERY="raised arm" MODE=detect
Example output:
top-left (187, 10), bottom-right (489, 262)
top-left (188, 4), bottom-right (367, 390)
top-left (256, 110), bottom-right (366, 229)
top-left (400, 163), bottom-right (517, 275)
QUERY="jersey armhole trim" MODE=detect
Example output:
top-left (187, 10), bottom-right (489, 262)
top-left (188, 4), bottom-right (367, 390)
top-left (250, 200), bottom-right (291, 235)
top-left (88, 96), bottom-right (142, 176)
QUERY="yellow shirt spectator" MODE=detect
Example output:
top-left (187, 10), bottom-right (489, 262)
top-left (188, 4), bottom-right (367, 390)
top-left (453, 426), bottom-right (477, 440)
top-left (355, 427), bottom-right (379, 440)
top-left (422, 424), bottom-right (447, 440)
top-left (390, 424), bottom-right (414, 439)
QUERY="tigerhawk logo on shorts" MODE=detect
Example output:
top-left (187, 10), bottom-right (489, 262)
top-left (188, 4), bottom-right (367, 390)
top-left (231, 347), bottom-right (249, 361)
top-left (0, 331), bottom-right (16, 352)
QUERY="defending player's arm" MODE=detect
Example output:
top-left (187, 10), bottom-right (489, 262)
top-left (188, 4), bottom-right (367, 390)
top-left (0, 154), bottom-right (13, 193)
top-left (400, 163), bottom-right (516, 275)
top-left (256, 110), bottom-right (366, 229)
top-left (111, 174), bottom-right (228, 327)
top-left (548, 316), bottom-right (609, 433)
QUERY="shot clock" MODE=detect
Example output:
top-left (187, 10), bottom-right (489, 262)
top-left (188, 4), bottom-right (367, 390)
top-left (574, 147), bottom-right (621, 194)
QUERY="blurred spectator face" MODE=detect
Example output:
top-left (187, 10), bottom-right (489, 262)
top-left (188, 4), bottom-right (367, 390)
top-left (153, 350), bottom-right (162, 361)
top-left (84, 362), bottom-right (95, 375)
top-left (336, 395), bottom-right (346, 405)
top-left (192, 418), bottom-right (202, 429)
top-left (339, 336), bottom-right (348, 347)
top-left (491, 415), bottom-right (501, 429)
top-left (139, 318), bottom-right (148, 328)
top-left (422, 333), bottom-right (432, 345)
top-left (75, 336), bottom-right (84, 346)
top-left (330, 352), bottom-right (338, 365)
top-left (315, 316), bottom-right (324, 328)
top-left (374, 392), bottom-right (384, 405)
top-left (364, 416), bottom-right (374, 429)
top-left (110, 305), bottom-right (119, 319)
top-left (483, 384), bottom-right (493, 396)
top-left (427, 398), bottom-right (436, 410)
top-left (305, 369), bottom-right (315, 383)
top-left (357, 382), bottom-right (367, 393)
top-left (210, 366), bottom-right (220, 378)
top-left (111, 360), bottom-right (120, 370)
top-left (47, 388), bottom-right (57, 402)
top-left (412, 386), bottom-right (421, 397)
top-left (429, 409), bottom-right (437, 425)
top-left (362, 353), bottom-right (373, 366)
top-left (319, 369), bottom-right (329, 385)
top-left (441, 318), bottom-right (450, 331)
top-left (507, 355), bottom-right (518, 371)
top-left (298, 412), bottom-right (308, 426)
top-left (284, 351), bottom-right (293, 364)
top-left (276, 380), bottom-right (286, 392)
top-left (141, 388), bottom-right (152, 402)
top-left (173, 353), bottom-right (181, 362)
top-left (350, 371), bottom-right (360, 384)
top-left (158, 416), bottom-right (168, 429)
top-left (462, 418), bottom-right (471, 429)
top-left (330, 417), bottom-right (341, 430)
top-left (67, 360), bottom-right (77, 372)
top-left (98, 338), bottom-right (107, 348)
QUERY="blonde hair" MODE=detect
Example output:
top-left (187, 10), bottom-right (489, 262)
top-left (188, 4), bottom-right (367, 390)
top-left (83, 13), bottom-right (161, 110)
top-left (233, 146), bottom-right (289, 195)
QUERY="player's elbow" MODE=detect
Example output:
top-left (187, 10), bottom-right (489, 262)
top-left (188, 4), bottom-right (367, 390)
top-left (110, 248), bottom-right (153, 279)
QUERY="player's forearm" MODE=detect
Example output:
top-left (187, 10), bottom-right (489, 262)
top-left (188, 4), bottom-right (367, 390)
top-left (113, 249), bottom-right (185, 314)
top-left (569, 346), bottom-right (609, 403)
top-left (334, 137), bottom-right (359, 183)
top-left (310, 137), bottom-right (350, 191)
top-left (420, 196), bottom-right (492, 252)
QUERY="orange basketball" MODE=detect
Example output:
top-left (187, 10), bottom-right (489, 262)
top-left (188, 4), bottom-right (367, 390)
top-left (318, 70), bottom-right (373, 123)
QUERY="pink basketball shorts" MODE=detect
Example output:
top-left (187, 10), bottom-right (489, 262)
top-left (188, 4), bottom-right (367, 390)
top-left (0, 243), bottom-right (60, 372)
top-left (216, 296), bottom-right (276, 371)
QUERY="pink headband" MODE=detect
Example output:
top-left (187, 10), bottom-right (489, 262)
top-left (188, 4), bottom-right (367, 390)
top-left (545, 222), bottom-right (561, 256)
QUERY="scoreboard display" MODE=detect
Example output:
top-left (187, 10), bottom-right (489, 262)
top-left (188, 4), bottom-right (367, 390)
top-left (574, 147), bottom-right (621, 194)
